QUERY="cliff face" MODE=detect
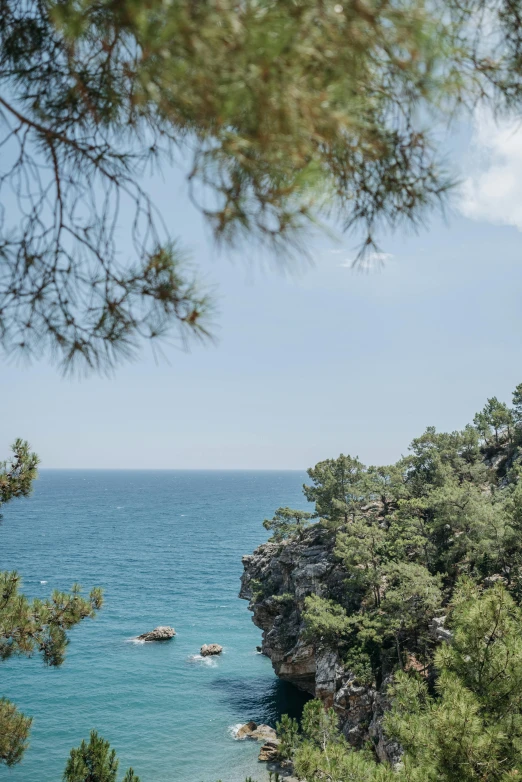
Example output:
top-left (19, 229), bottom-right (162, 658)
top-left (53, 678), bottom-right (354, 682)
top-left (239, 524), bottom-right (400, 763)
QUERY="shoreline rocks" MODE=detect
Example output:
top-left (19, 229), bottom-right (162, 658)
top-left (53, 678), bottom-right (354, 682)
top-left (236, 722), bottom-right (277, 742)
top-left (200, 643), bottom-right (223, 656)
top-left (258, 739), bottom-right (280, 762)
top-left (137, 626), bottom-right (176, 641)
top-left (236, 721), bottom-right (258, 739)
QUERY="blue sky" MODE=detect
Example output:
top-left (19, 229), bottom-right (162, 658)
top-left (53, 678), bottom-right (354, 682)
top-left (3, 111), bottom-right (522, 469)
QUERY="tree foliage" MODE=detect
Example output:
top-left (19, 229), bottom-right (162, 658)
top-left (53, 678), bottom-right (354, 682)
top-left (0, 440), bottom-right (103, 767)
top-left (303, 455), bottom-right (365, 525)
top-left (280, 581), bottom-right (522, 782)
top-left (266, 381), bottom-right (522, 782)
top-left (385, 580), bottom-right (522, 782)
top-left (63, 730), bottom-right (140, 782)
top-left (4, 0), bottom-right (522, 370)
top-left (0, 698), bottom-right (32, 767)
top-left (0, 438), bottom-right (39, 507)
top-left (263, 506), bottom-right (314, 541)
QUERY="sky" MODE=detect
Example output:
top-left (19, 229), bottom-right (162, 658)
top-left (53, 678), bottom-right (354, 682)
top-left (3, 109), bottom-right (522, 470)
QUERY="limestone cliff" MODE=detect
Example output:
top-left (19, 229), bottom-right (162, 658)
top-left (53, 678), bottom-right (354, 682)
top-left (239, 524), bottom-right (400, 763)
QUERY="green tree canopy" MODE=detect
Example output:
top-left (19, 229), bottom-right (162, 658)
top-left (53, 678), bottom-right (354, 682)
top-left (263, 506), bottom-right (314, 541)
top-left (385, 580), bottom-right (522, 782)
top-left (282, 581), bottom-right (522, 782)
top-left (3, 0), bottom-right (522, 371)
top-left (473, 398), bottom-right (514, 446)
top-left (303, 454), bottom-right (366, 524)
top-left (63, 731), bottom-right (139, 782)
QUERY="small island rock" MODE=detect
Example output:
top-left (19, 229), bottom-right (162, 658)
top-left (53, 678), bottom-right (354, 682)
top-left (137, 626), bottom-right (176, 641)
top-left (200, 643), bottom-right (223, 656)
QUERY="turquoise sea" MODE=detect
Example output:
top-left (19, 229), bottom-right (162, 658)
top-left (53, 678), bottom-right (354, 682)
top-left (0, 470), bottom-right (311, 782)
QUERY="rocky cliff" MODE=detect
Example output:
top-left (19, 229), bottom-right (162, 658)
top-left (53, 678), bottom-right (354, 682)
top-left (239, 524), bottom-right (400, 763)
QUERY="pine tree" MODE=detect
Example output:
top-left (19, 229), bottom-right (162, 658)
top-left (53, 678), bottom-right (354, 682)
top-left (385, 580), bottom-right (522, 782)
top-left (4, 0), bottom-right (522, 370)
top-left (474, 397), bottom-right (514, 446)
top-left (303, 455), bottom-right (366, 525)
top-left (263, 507), bottom-right (314, 541)
top-left (63, 731), bottom-right (139, 782)
top-left (0, 441), bottom-right (103, 767)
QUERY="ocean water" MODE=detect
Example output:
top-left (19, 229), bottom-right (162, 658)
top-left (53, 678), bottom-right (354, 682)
top-left (0, 470), bottom-right (311, 782)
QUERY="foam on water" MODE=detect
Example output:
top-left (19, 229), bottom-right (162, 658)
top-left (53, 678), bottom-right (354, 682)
top-left (0, 470), bottom-right (312, 782)
top-left (187, 653), bottom-right (218, 667)
top-left (228, 723), bottom-right (245, 740)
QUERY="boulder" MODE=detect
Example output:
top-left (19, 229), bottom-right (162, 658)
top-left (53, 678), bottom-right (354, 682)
top-left (258, 739), bottom-right (280, 762)
top-left (251, 724), bottom-right (277, 741)
top-left (137, 626), bottom-right (175, 641)
top-left (200, 643), bottom-right (223, 656)
top-left (236, 721), bottom-right (258, 739)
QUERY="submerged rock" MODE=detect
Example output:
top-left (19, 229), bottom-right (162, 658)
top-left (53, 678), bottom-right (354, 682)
top-left (137, 626), bottom-right (176, 641)
top-left (200, 643), bottom-right (223, 656)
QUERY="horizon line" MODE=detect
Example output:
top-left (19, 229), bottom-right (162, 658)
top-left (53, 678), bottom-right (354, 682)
top-left (37, 466), bottom-right (308, 471)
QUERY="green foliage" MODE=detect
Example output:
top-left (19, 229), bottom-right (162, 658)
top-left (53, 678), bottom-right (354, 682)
top-left (385, 580), bottom-right (522, 781)
top-left (513, 384), bottom-right (522, 427)
top-left (303, 595), bottom-right (351, 644)
top-left (283, 700), bottom-right (392, 782)
top-left (271, 385), bottom-right (522, 782)
top-left (0, 698), bottom-right (32, 766)
top-left (263, 506), bottom-right (314, 542)
top-left (63, 731), bottom-right (139, 782)
top-left (281, 583), bottom-right (522, 781)
top-left (5, 0), bottom-right (522, 371)
top-left (0, 0), bottom-right (459, 371)
top-left (0, 440), bottom-right (103, 768)
top-left (276, 714), bottom-right (300, 761)
top-left (0, 439), bottom-right (39, 508)
top-left (303, 455), bottom-right (366, 525)
top-left (474, 397), bottom-right (514, 446)
top-left (0, 571), bottom-right (103, 666)
top-left (267, 382), bottom-right (522, 697)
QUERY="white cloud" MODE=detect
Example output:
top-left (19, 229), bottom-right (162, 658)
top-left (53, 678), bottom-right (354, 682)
top-left (460, 109), bottom-right (522, 230)
top-left (339, 251), bottom-right (393, 270)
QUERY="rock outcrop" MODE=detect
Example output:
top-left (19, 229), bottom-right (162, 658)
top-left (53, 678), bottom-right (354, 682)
top-left (258, 739), bottom-right (280, 762)
top-left (239, 525), bottom-right (399, 761)
top-left (200, 643), bottom-right (223, 656)
top-left (137, 626), bottom-right (176, 641)
top-left (236, 722), bottom-right (277, 741)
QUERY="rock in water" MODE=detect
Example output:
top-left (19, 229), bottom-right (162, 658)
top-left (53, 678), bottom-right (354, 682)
top-left (251, 725), bottom-right (277, 741)
top-left (137, 626), bottom-right (176, 641)
top-left (236, 721), bottom-right (258, 739)
top-left (235, 722), bottom-right (277, 741)
top-left (258, 739), bottom-right (280, 762)
top-left (200, 643), bottom-right (223, 656)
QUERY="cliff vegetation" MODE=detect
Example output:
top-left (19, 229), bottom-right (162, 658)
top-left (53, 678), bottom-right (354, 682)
top-left (241, 384), bottom-right (522, 781)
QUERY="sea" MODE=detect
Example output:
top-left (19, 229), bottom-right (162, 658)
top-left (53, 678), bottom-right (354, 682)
top-left (0, 470), bottom-right (312, 782)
